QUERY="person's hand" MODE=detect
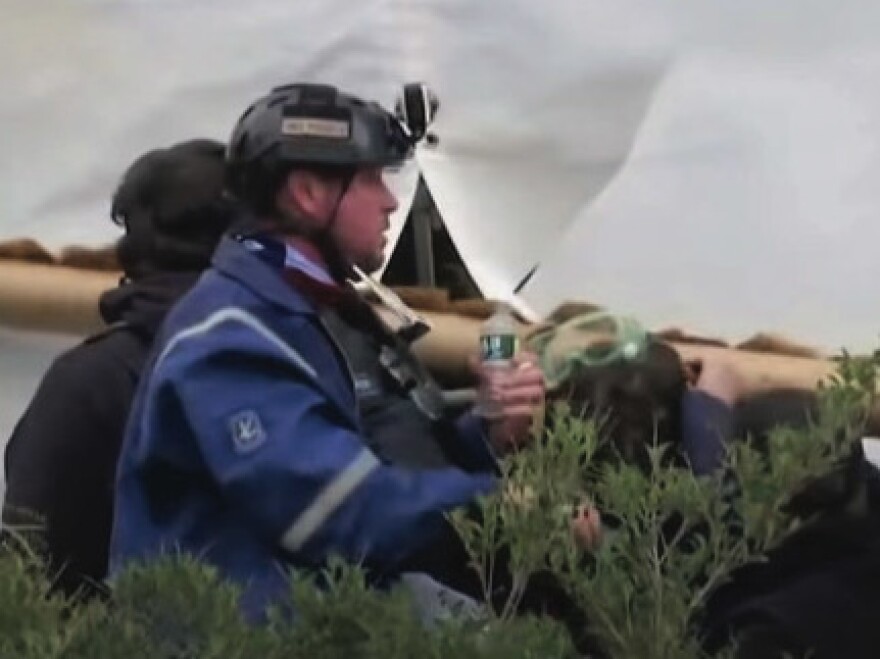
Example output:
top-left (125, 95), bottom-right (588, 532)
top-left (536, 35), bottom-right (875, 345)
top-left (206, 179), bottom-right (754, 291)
top-left (690, 358), bottom-right (747, 407)
top-left (571, 502), bottom-right (602, 551)
top-left (503, 483), bottom-right (537, 508)
top-left (471, 351), bottom-right (545, 454)
top-left (504, 486), bottom-right (602, 551)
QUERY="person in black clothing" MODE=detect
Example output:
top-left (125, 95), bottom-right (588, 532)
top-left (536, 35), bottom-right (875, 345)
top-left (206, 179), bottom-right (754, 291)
top-left (702, 389), bottom-right (880, 659)
top-left (2, 138), bottom-right (235, 598)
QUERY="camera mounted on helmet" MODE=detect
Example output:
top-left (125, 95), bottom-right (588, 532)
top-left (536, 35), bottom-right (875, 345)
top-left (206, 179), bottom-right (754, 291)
top-left (226, 82), bottom-right (439, 213)
top-left (396, 82), bottom-right (440, 146)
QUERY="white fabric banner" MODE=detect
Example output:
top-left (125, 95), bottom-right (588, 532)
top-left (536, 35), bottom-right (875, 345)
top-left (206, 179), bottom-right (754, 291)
top-left (2, 0), bottom-right (880, 355)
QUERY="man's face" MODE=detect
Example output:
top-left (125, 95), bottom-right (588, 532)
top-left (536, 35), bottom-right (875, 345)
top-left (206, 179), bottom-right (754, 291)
top-left (330, 167), bottom-right (399, 274)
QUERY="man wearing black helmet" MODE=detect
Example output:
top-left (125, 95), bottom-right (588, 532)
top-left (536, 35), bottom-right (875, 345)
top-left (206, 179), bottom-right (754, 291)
top-left (3, 139), bottom-right (235, 599)
top-left (109, 84), bottom-right (545, 618)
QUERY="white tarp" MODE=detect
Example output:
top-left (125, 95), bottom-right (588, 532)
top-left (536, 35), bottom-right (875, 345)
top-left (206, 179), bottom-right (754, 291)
top-left (4, 1), bottom-right (880, 352)
top-left (4, 1), bottom-right (880, 452)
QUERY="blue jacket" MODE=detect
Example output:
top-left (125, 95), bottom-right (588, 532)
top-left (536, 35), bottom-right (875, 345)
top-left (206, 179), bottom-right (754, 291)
top-left (109, 237), bottom-right (497, 618)
top-left (681, 390), bottom-right (735, 476)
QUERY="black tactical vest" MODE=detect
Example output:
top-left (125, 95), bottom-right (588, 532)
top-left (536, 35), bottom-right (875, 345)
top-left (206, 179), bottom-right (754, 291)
top-left (318, 299), bottom-right (471, 471)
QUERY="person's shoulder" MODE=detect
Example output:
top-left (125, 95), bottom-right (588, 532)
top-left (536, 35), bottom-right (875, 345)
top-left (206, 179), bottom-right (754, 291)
top-left (169, 280), bottom-right (308, 339)
top-left (14, 330), bottom-right (141, 422)
top-left (45, 331), bottom-right (137, 387)
top-left (154, 285), bottom-right (314, 371)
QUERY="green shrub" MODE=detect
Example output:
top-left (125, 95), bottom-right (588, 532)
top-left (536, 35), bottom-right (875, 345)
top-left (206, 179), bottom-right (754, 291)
top-left (0, 354), bottom-right (873, 658)
top-left (449, 352), bottom-right (876, 658)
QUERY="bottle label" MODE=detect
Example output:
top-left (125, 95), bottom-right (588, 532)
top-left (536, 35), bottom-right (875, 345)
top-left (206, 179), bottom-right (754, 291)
top-left (480, 334), bottom-right (518, 363)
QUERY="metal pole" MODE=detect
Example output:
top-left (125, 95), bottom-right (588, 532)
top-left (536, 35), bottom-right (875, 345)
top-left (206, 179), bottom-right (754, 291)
top-left (411, 177), bottom-right (436, 287)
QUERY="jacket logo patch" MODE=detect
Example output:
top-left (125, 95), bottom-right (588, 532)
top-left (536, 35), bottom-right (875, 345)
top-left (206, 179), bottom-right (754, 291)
top-left (228, 410), bottom-right (267, 453)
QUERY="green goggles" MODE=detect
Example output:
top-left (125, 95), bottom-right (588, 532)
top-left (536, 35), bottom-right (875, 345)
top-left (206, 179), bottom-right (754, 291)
top-left (526, 311), bottom-right (649, 388)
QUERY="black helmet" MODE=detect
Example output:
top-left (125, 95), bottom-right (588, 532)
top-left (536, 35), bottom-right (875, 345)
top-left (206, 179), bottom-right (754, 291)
top-left (227, 83), bottom-right (430, 213)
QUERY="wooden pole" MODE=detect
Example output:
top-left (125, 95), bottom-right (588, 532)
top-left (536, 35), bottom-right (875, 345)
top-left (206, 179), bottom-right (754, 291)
top-left (410, 309), bottom-right (839, 391)
top-left (0, 259), bottom-right (854, 398)
top-left (0, 259), bottom-right (116, 335)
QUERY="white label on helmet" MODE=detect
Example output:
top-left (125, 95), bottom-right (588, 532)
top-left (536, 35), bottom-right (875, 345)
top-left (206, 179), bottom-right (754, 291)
top-left (282, 117), bottom-right (350, 139)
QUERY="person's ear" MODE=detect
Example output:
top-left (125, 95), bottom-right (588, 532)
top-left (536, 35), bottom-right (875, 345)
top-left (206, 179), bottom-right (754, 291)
top-left (277, 171), bottom-right (334, 227)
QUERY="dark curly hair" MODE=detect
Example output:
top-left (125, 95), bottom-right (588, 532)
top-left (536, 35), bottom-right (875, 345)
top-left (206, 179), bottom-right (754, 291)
top-left (110, 139), bottom-right (236, 279)
top-left (554, 338), bottom-right (687, 472)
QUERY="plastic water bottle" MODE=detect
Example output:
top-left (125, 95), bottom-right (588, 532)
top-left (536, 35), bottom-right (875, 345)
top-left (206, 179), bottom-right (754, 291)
top-left (475, 300), bottom-right (519, 418)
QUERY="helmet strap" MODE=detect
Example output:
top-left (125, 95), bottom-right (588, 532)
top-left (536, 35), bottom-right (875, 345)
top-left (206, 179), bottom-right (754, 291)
top-left (268, 167), bottom-right (358, 282)
top-left (316, 169), bottom-right (357, 282)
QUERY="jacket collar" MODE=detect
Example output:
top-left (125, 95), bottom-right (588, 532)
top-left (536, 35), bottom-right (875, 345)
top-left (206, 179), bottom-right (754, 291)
top-left (211, 235), bottom-right (318, 316)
